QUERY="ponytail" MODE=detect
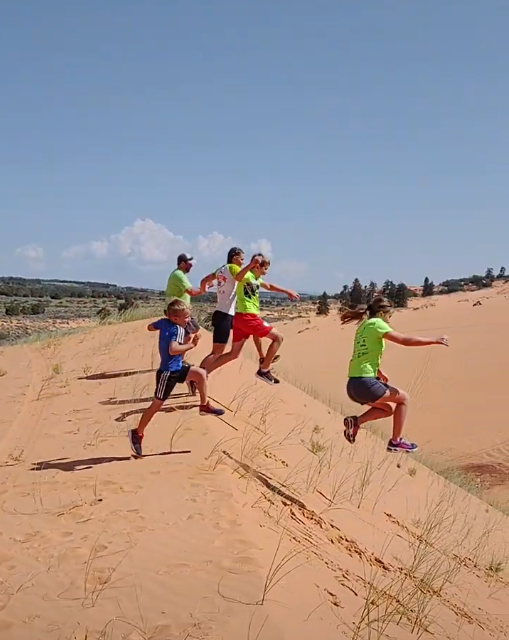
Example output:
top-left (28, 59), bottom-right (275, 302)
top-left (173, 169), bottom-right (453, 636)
top-left (340, 305), bottom-right (369, 325)
top-left (340, 296), bottom-right (393, 325)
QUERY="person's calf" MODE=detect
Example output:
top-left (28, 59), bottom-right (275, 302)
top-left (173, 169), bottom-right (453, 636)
top-left (260, 332), bottom-right (283, 371)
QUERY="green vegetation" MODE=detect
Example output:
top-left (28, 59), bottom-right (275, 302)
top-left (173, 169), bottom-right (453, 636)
top-left (316, 292), bottom-right (330, 316)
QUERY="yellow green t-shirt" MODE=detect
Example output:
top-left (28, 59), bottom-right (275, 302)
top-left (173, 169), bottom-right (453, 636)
top-left (348, 317), bottom-right (392, 377)
top-left (165, 268), bottom-right (192, 304)
top-left (236, 271), bottom-right (262, 315)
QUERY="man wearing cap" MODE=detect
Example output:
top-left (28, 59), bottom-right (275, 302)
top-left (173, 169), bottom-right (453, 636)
top-left (165, 253), bottom-right (201, 335)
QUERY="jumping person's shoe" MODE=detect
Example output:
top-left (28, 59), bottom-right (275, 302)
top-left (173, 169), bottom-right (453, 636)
top-left (255, 369), bottom-right (280, 385)
top-left (128, 429), bottom-right (144, 457)
top-left (343, 416), bottom-right (359, 444)
top-left (387, 437), bottom-right (418, 453)
top-left (199, 402), bottom-right (225, 417)
top-left (187, 380), bottom-right (197, 396)
top-left (259, 355), bottom-right (281, 366)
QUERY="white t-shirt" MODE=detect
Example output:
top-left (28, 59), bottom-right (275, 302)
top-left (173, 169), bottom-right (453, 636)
top-left (214, 263), bottom-right (240, 315)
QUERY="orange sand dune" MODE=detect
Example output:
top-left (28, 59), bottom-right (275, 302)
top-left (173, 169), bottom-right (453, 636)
top-left (0, 314), bottom-right (509, 639)
top-left (267, 285), bottom-right (509, 505)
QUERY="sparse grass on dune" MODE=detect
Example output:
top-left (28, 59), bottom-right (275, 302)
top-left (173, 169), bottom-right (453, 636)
top-left (206, 376), bottom-right (509, 639)
top-left (241, 348), bottom-right (509, 517)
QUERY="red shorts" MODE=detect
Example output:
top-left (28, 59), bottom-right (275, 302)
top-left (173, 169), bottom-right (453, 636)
top-left (232, 313), bottom-right (273, 342)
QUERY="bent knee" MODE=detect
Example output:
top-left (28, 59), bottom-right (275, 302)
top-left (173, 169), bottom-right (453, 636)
top-left (269, 330), bottom-right (284, 344)
top-left (396, 389), bottom-right (409, 405)
top-left (190, 366), bottom-right (206, 381)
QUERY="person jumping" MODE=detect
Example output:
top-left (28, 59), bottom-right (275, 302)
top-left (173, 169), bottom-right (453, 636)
top-left (206, 254), bottom-right (299, 385)
top-left (198, 246), bottom-right (280, 372)
top-left (340, 295), bottom-right (448, 453)
top-left (128, 300), bottom-right (225, 458)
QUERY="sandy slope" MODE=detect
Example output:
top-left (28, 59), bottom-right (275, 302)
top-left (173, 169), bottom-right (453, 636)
top-left (266, 283), bottom-right (509, 505)
top-left (0, 316), bottom-right (508, 639)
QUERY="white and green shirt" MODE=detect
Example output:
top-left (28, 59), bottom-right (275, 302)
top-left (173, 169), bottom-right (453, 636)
top-left (214, 263), bottom-right (241, 315)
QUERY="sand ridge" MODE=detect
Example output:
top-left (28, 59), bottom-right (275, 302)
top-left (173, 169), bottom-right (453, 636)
top-left (0, 307), bottom-right (508, 639)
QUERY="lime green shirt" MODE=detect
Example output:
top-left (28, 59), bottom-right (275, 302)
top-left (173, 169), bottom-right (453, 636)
top-left (236, 271), bottom-right (263, 314)
top-left (348, 317), bottom-right (392, 377)
top-left (165, 268), bottom-right (192, 304)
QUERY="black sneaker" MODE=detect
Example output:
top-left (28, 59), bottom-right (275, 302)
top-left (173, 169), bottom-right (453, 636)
top-left (259, 355), bottom-right (281, 366)
top-left (255, 369), bottom-right (280, 385)
top-left (128, 429), bottom-right (144, 457)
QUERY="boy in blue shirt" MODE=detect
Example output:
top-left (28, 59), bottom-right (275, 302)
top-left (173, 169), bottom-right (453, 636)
top-left (128, 299), bottom-right (225, 457)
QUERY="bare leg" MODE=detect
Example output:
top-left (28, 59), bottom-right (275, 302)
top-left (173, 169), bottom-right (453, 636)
top-left (252, 336), bottom-right (265, 359)
top-left (260, 330), bottom-right (283, 371)
top-left (357, 403), bottom-right (393, 426)
top-left (344, 386), bottom-right (409, 445)
top-left (207, 340), bottom-right (247, 374)
top-left (200, 344), bottom-right (226, 373)
top-left (187, 367), bottom-right (207, 405)
top-left (136, 399), bottom-right (164, 436)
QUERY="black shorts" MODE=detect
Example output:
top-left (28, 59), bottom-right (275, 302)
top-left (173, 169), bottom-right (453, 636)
top-left (154, 364), bottom-right (191, 401)
top-left (346, 377), bottom-right (389, 405)
top-left (212, 310), bottom-right (233, 345)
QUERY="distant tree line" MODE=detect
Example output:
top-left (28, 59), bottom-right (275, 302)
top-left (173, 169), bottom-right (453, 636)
top-left (316, 279), bottom-right (414, 315)
top-left (0, 277), bottom-right (157, 301)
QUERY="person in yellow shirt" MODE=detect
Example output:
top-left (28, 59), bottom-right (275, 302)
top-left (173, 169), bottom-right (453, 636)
top-left (198, 247), bottom-right (281, 371)
top-left (341, 296), bottom-right (448, 452)
top-left (165, 253), bottom-right (202, 335)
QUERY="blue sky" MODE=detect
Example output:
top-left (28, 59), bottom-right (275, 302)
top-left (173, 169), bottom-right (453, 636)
top-left (1, 2), bottom-right (508, 294)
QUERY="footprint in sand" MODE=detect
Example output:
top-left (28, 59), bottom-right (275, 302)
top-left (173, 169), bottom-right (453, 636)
top-left (217, 555), bottom-right (262, 574)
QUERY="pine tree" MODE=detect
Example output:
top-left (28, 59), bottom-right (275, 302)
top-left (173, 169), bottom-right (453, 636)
top-left (394, 282), bottom-right (409, 308)
top-left (497, 266), bottom-right (506, 279)
top-left (316, 291), bottom-right (330, 316)
top-left (338, 284), bottom-right (350, 307)
top-left (349, 278), bottom-right (365, 306)
top-left (485, 267), bottom-right (495, 282)
top-left (366, 281), bottom-right (378, 304)
top-left (422, 276), bottom-right (435, 297)
top-left (382, 279), bottom-right (397, 303)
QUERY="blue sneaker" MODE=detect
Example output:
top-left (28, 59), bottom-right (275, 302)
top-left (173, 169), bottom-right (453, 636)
top-left (387, 437), bottom-right (418, 453)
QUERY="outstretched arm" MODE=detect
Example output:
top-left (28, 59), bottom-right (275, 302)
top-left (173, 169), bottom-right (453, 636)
top-left (185, 286), bottom-right (203, 297)
top-left (385, 331), bottom-right (448, 347)
top-left (260, 281), bottom-right (300, 301)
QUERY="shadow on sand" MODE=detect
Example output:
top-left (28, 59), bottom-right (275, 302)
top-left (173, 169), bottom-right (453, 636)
top-left (30, 450), bottom-right (191, 472)
top-left (115, 403), bottom-right (199, 422)
top-left (99, 393), bottom-right (189, 406)
top-left (78, 368), bottom-right (156, 381)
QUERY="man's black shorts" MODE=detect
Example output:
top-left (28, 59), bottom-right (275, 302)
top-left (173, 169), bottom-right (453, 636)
top-left (212, 310), bottom-right (233, 345)
top-left (154, 364), bottom-right (191, 401)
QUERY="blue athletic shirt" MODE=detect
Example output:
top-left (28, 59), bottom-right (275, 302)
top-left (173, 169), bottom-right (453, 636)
top-left (152, 318), bottom-right (186, 372)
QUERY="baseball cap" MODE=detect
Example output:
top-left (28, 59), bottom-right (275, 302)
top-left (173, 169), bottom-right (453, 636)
top-left (177, 253), bottom-right (193, 265)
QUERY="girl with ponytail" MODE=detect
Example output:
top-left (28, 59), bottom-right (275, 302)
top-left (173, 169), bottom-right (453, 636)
top-left (340, 296), bottom-right (448, 452)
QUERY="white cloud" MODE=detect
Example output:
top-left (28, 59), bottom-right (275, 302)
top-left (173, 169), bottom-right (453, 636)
top-left (15, 244), bottom-right (45, 269)
top-left (112, 219), bottom-right (188, 264)
top-left (62, 218), bottom-right (189, 266)
top-left (273, 259), bottom-right (307, 278)
top-left (61, 221), bottom-right (279, 279)
top-left (195, 232), bottom-right (234, 258)
top-left (250, 238), bottom-right (273, 258)
top-left (63, 240), bottom-right (109, 260)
